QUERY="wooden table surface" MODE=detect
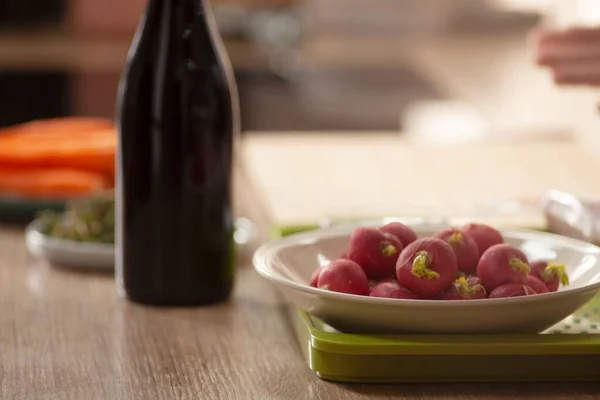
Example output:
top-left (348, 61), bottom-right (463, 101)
top-left (2, 138), bottom-right (600, 399)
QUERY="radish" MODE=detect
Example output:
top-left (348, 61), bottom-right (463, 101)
top-left (379, 222), bottom-right (418, 247)
top-left (396, 238), bottom-right (458, 297)
top-left (347, 227), bottom-right (403, 279)
top-left (477, 244), bottom-right (530, 291)
top-left (370, 276), bottom-right (399, 288)
top-left (530, 260), bottom-right (569, 292)
top-left (526, 275), bottom-right (550, 294)
top-left (433, 228), bottom-right (479, 274)
top-left (370, 281), bottom-right (419, 299)
top-left (309, 266), bottom-right (322, 287)
top-left (489, 283), bottom-right (537, 298)
top-left (460, 223), bottom-right (504, 257)
top-left (317, 259), bottom-right (370, 296)
top-left (442, 276), bottom-right (486, 300)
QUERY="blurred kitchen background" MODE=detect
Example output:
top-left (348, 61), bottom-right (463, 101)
top-left (0, 0), bottom-right (598, 145)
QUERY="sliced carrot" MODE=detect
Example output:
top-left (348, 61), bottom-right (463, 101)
top-left (0, 167), bottom-right (113, 199)
top-left (0, 118), bottom-right (118, 194)
top-left (0, 128), bottom-right (117, 177)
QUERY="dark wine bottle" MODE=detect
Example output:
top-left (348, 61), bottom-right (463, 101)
top-left (115, 0), bottom-right (239, 306)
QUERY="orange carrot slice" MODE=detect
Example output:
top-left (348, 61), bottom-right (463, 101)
top-left (0, 167), bottom-right (113, 199)
top-left (0, 128), bottom-right (117, 177)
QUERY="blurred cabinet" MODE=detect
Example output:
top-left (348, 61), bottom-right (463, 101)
top-left (0, 0), bottom-right (65, 28)
top-left (0, 71), bottom-right (70, 128)
top-left (306, 0), bottom-right (466, 36)
top-left (0, 0), bottom-right (453, 131)
top-left (0, 0), bottom-right (305, 128)
top-left (66, 0), bottom-right (146, 37)
top-left (213, 0), bottom-right (300, 6)
top-left (66, 0), bottom-right (301, 38)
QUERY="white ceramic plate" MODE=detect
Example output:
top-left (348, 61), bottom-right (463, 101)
top-left (253, 220), bottom-right (600, 334)
top-left (25, 220), bottom-right (115, 270)
top-left (25, 217), bottom-right (260, 271)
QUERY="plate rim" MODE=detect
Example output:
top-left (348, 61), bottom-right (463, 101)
top-left (25, 219), bottom-right (115, 257)
top-left (253, 221), bottom-right (600, 308)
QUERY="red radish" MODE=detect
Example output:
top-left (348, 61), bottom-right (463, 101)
top-left (396, 238), bottom-right (458, 297)
top-left (339, 251), bottom-right (349, 259)
top-left (526, 275), bottom-right (550, 294)
top-left (379, 222), bottom-right (418, 247)
top-left (433, 228), bottom-right (479, 274)
top-left (370, 276), bottom-right (399, 288)
top-left (530, 260), bottom-right (569, 292)
top-left (489, 283), bottom-right (536, 298)
top-left (309, 267), bottom-right (323, 287)
top-left (442, 276), bottom-right (486, 300)
top-left (317, 259), bottom-right (369, 296)
top-left (477, 244), bottom-right (530, 291)
top-left (460, 223), bottom-right (504, 257)
top-left (347, 227), bottom-right (403, 279)
top-left (370, 281), bottom-right (419, 299)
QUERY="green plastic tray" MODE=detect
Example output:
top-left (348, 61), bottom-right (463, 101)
top-left (275, 222), bottom-right (600, 383)
top-left (289, 296), bottom-right (600, 383)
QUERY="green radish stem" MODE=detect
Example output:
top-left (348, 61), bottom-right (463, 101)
top-left (411, 251), bottom-right (440, 280)
top-left (543, 263), bottom-right (570, 286)
top-left (380, 241), bottom-right (397, 256)
top-left (509, 258), bottom-right (530, 275)
top-left (448, 231), bottom-right (463, 244)
top-left (455, 276), bottom-right (485, 298)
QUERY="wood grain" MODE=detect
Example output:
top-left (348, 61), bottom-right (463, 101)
top-left (1, 225), bottom-right (600, 400)
top-left (0, 152), bottom-right (600, 399)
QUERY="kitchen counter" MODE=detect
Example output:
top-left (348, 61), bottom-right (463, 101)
top-left (1, 133), bottom-right (600, 398)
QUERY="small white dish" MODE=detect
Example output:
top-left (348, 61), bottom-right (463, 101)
top-left (25, 217), bottom-right (259, 271)
top-left (253, 220), bottom-right (600, 334)
top-left (25, 220), bottom-right (115, 271)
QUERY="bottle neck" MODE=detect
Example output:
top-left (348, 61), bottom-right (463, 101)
top-left (148, 0), bottom-right (210, 12)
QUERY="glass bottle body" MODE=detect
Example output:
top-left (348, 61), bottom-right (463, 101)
top-left (115, 0), bottom-right (239, 306)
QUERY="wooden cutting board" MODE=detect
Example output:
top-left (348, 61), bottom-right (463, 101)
top-left (242, 133), bottom-right (600, 227)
